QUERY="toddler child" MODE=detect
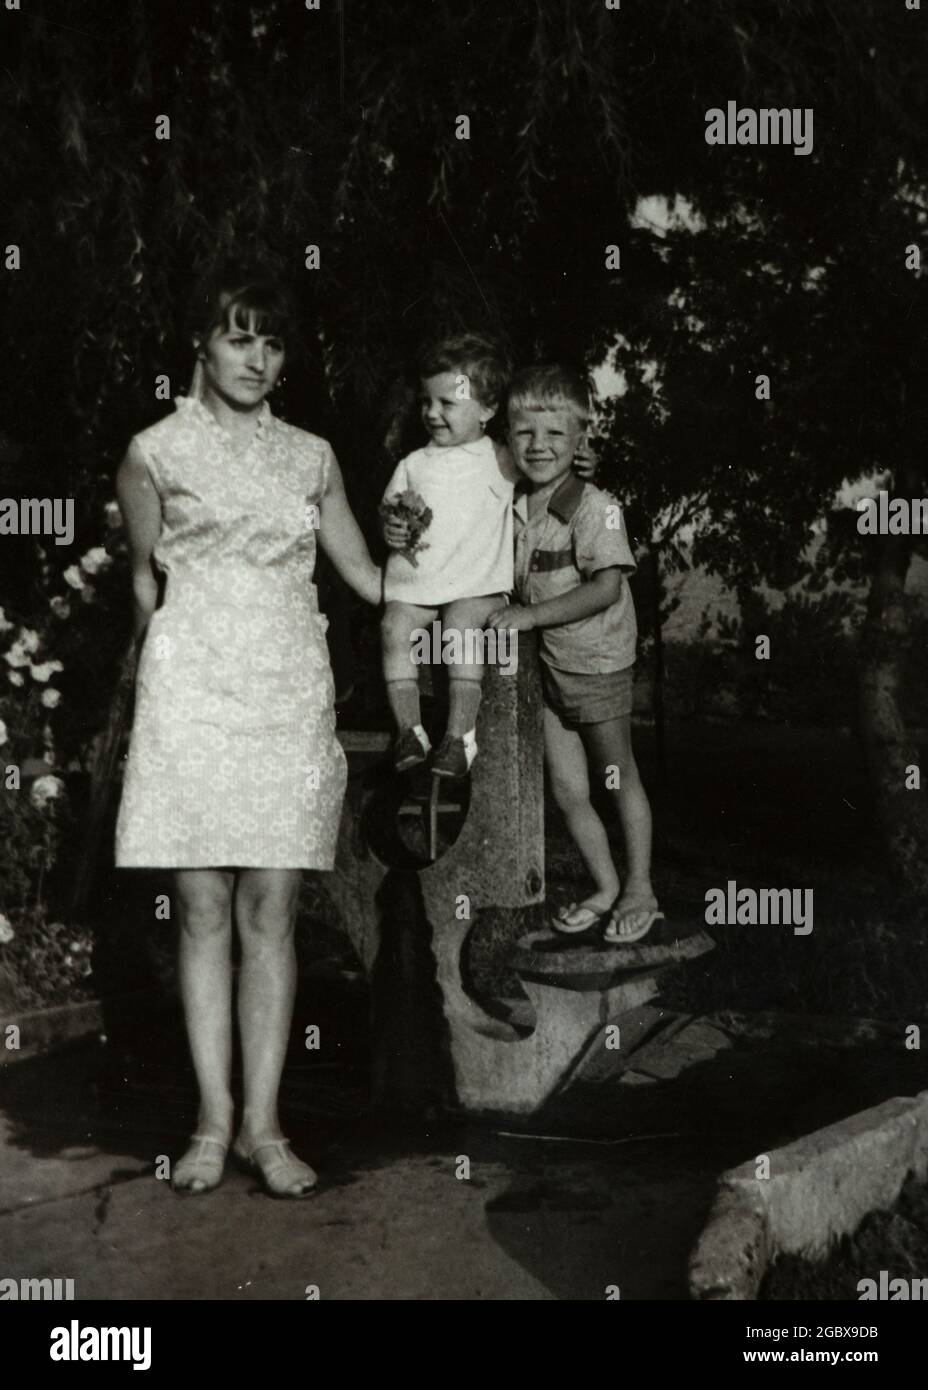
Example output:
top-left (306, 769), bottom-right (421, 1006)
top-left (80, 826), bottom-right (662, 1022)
top-left (488, 364), bottom-right (662, 943)
top-left (381, 332), bottom-right (516, 778)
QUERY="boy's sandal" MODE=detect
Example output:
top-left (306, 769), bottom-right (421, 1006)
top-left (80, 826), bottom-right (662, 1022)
top-left (603, 908), bottom-right (665, 946)
top-left (551, 901), bottom-right (616, 935)
top-left (171, 1134), bottom-right (229, 1195)
top-left (233, 1138), bottom-right (318, 1199)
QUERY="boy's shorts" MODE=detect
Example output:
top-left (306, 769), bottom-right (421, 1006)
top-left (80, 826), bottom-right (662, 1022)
top-left (540, 661), bottom-right (635, 726)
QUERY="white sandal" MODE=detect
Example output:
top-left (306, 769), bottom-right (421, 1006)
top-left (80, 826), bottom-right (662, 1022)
top-left (172, 1134), bottom-right (229, 1195)
top-left (233, 1138), bottom-right (318, 1199)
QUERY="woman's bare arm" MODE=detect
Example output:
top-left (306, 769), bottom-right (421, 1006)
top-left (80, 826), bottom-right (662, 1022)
top-left (116, 440), bottom-right (162, 646)
top-left (318, 451), bottom-right (383, 606)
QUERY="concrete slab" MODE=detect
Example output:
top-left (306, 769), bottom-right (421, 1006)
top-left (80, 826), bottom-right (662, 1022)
top-left (689, 1090), bottom-right (928, 1299)
top-left (0, 1114), bottom-right (147, 1216)
top-left (513, 920), bottom-right (715, 979)
top-left (0, 1133), bottom-right (711, 1300)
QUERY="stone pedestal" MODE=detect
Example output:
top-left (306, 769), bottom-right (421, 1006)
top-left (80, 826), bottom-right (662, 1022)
top-left (325, 636), bottom-right (714, 1113)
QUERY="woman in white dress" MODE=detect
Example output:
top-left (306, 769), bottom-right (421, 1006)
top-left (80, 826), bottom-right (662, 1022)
top-left (116, 277), bottom-right (381, 1196)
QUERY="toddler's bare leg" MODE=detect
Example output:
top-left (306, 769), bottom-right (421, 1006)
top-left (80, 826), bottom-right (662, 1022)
top-left (381, 600), bottom-right (437, 730)
top-left (441, 594), bottom-right (503, 738)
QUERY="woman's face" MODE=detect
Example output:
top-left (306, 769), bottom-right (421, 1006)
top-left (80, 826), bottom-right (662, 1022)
top-left (198, 311), bottom-right (285, 409)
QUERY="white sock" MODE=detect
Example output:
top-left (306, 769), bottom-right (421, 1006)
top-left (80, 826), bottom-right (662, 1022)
top-left (462, 729), bottom-right (478, 767)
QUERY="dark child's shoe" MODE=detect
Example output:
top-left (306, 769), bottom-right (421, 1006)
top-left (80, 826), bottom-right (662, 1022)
top-left (392, 725), bottom-right (431, 772)
top-left (431, 732), bottom-right (477, 779)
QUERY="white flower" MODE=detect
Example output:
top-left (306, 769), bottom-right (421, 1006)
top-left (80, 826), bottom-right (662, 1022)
top-left (63, 565), bottom-right (86, 591)
top-left (0, 914), bottom-right (14, 945)
top-left (41, 688), bottom-right (61, 709)
top-left (80, 546), bottom-right (112, 577)
top-left (49, 596), bottom-right (71, 620)
top-left (7, 670), bottom-right (24, 687)
top-left (30, 774), bottom-right (65, 810)
top-left (20, 629), bottom-right (40, 655)
top-left (0, 607), bottom-right (12, 635)
top-left (0, 718), bottom-right (7, 745)
top-left (4, 640), bottom-right (31, 668)
top-left (104, 500), bottom-right (122, 530)
top-left (30, 660), bottom-right (63, 684)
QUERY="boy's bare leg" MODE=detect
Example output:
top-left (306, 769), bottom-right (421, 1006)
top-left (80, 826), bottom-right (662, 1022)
top-left (580, 714), bottom-right (657, 934)
top-left (381, 600), bottom-right (437, 730)
top-left (544, 706), bottom-right (619, 915)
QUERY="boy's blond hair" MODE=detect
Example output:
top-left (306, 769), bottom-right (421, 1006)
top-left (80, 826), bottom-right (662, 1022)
top-left (506, 364), bottom-right (592, 426)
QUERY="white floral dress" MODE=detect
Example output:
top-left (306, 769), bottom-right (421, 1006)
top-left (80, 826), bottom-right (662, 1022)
top-left (115, 396), bottom-right (347, 869)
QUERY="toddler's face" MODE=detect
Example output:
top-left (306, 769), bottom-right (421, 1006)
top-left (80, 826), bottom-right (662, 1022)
top-left (507, 406), bottom-right (585, 488)
top-left (420, 370), bottom-right (495, 448)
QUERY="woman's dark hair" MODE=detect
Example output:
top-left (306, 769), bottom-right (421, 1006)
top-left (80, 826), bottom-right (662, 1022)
top-left (187, 274), bottom-right (296, 348)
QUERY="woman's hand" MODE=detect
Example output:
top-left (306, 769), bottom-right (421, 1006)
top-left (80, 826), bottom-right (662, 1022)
top-left (383, 516), bottom-right (410, 550)
top-left (488, 603), bottom-right (535, 632)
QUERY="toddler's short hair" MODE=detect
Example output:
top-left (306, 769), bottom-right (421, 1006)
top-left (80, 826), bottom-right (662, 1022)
top-left (416, 332), bottom-right (510, 409)
top-left (506, 364), bottom-right (592, 426)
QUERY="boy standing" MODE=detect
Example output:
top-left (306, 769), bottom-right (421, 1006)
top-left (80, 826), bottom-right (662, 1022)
top-left (488, 365), bottom-right (661, 942)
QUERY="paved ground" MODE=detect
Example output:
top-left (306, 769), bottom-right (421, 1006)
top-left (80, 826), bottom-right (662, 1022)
top-left (0, 1035), bottom-right (720, 1300)
top-left (3, 990), bottom-right (927, 1300)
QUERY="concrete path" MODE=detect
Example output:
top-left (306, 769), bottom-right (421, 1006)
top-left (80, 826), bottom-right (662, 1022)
top-left (0, 1034), bottom-right (719, 1300)
top-left (4, 1009), bottom-right (928, 1300)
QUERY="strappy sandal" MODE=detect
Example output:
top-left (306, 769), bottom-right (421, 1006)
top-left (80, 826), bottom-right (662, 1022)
top-left (171, 1134), bottom-right (229, 1195)
top-left (233, 1138), bottom-right (318, 1199)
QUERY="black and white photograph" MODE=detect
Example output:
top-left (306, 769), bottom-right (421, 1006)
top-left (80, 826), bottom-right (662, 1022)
top-left (1, 0), bottom-right (927, 1347)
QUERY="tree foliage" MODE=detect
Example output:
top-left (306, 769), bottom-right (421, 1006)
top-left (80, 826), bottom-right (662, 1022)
top-left (4, 2), bottom-right (921, 506)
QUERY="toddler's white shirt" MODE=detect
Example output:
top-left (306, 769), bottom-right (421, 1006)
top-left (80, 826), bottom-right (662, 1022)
top-left (383, 435), bottom-right (515, 606)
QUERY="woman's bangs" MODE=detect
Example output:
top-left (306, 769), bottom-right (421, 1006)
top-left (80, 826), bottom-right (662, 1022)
top-left (223, 289), bottom-right (289, 341)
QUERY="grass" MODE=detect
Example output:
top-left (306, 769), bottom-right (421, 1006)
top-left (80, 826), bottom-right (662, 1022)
top-left (762, 1173), bottom-right (928, 1301)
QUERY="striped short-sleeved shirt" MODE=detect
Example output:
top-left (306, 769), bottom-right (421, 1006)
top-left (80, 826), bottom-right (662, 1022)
top-left (513, 472), bottom-right (638, 674)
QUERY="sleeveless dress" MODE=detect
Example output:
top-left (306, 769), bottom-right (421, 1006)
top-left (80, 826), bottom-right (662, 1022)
top-left (115, 396), bottom-right (347, 869)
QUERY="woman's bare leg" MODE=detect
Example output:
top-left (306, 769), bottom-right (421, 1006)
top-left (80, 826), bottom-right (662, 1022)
top-left (234, 867), bottom-right (312, 1193)
top-left (174, 868), bottom-right (235, 1188)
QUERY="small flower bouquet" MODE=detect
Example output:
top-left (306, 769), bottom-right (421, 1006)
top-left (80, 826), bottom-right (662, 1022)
top-left (379, 488), bottom-right (433, 568)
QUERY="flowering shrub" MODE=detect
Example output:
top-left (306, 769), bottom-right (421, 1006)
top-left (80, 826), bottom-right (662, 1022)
top-left (0, 509), bottom-right (127, 1009)
top-left (0, 909), bottom-right (95, 1011)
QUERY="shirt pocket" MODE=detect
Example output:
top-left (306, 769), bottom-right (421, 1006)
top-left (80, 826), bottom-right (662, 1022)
top-left (528, 548), bottom-right (577, 599)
